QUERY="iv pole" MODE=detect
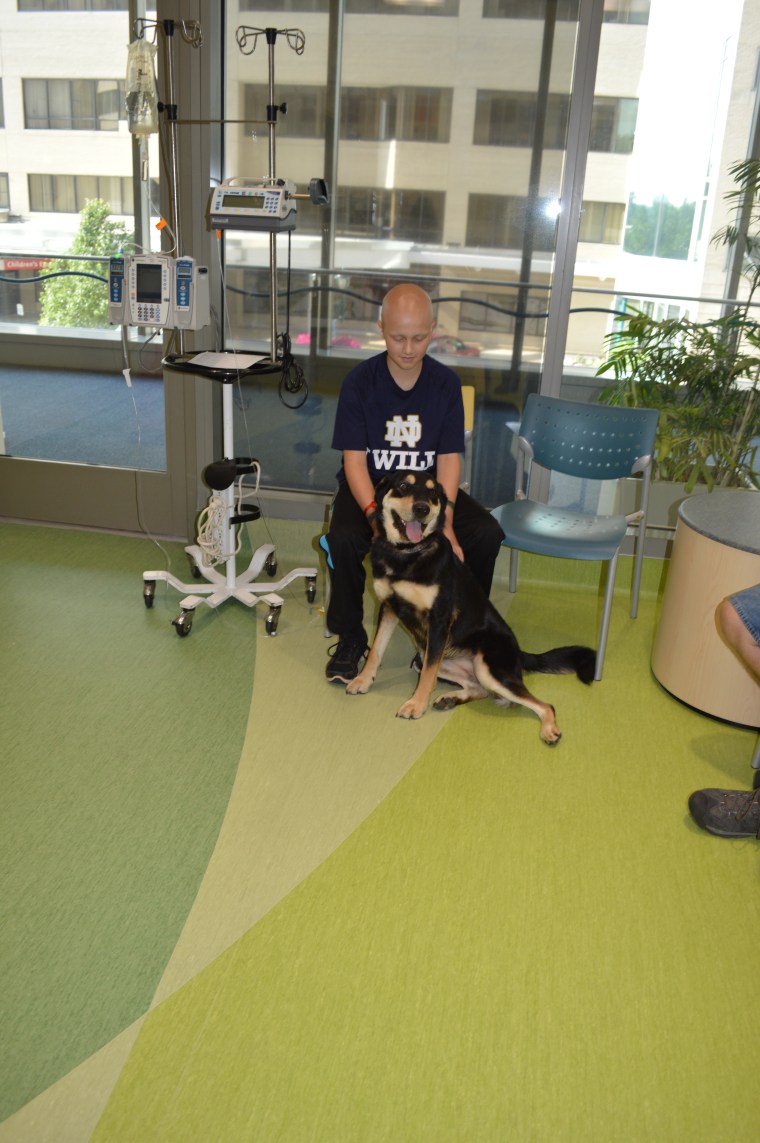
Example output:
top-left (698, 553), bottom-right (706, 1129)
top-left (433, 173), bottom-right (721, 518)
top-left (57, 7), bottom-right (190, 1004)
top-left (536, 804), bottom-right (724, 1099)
top-left (141, 21), bottom-right (318, 638)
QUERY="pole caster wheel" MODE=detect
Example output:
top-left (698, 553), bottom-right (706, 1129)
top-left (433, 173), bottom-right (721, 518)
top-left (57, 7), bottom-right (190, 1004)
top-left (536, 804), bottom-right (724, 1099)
top-left (265, 553), bottom-right (278, 577)
top-left (143, 580), bottom-right (156, 609)
top-left (172, 610), bottom-right (194, 637)
top-left (189, 561), bottom-right (202, 580)
top-left (306, 575), bottom-right (317, 604)
top-left (265, 604), bottom-right (282, 636)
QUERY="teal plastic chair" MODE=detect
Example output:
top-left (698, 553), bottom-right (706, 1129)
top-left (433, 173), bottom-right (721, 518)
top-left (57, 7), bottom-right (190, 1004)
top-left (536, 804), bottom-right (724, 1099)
top-left (491, 394), bottom-right (659, 681)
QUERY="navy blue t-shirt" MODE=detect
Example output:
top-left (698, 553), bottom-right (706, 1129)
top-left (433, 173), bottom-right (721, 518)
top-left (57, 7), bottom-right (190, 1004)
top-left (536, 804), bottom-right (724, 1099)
top-left (332, 352), bottom-right (465, 484)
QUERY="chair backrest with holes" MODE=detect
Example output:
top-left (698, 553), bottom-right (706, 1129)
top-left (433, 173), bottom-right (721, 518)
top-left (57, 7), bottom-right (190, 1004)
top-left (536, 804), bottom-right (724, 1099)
top-left (518, 394), bottom-right (659, 482)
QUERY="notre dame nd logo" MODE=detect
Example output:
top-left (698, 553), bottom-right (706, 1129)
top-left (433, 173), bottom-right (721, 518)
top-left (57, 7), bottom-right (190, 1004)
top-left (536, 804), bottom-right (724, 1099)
top-left (370, 414), bottom-right (436, 472)
top-left (386, 414), bottom-right (422, 448)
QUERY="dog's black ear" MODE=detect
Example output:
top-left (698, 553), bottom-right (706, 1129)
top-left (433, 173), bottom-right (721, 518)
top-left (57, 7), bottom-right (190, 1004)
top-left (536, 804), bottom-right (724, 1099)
top-left (374, 475), bottom-right (392, 505)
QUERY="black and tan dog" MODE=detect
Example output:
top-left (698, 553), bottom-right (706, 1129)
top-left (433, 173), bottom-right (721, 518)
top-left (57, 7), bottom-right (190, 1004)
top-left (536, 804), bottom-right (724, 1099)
top-left (345, 471), bottom-right (596, 743)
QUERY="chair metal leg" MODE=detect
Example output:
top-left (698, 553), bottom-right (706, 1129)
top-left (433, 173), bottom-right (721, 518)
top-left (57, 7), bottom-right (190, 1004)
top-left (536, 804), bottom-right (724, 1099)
top-left (594, 552), bottom-right (619, 681)
top-left (509, 548), bottom-right (519, 593)
top-left (752, 733), bottom-right (760, 772)
top-left (630, 467), bottom-right (652, 619)
top-left (630, 516), bottom-right (645, 619)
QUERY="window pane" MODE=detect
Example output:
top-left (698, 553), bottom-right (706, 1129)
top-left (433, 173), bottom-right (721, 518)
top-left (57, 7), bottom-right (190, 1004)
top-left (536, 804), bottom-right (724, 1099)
top-left (483, 1), bottom-right (580, 17)
top-left (49, 80), bottom-right (73, 130)
top-left (589, 97), bottom-right (638, 153)
top-left (1, 5), bottom-right (164, 476)
top-left (23, 80), bottom-right (50, 129)
top-left (71, 80), bottom-right (97, 129)
top-left (578, 201), bottom-right (625, 243)
top-left (95, 81), bottom-right (123, 129)
top-left (474, 91), bottom-right (568, 147)
top-left (27, 173), bottom-right (52, 211)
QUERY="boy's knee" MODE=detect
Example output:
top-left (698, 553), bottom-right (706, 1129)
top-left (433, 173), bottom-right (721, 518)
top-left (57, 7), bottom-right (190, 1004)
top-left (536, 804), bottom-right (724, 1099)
top-left (326, 528), bottom-right (370, 563)
top-left (475, 512), bottom-right (505, 556)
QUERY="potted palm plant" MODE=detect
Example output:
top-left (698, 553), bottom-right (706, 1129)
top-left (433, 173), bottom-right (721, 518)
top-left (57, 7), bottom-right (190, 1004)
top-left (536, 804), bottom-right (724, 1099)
top-left (596, 159), bottom-right (760, 523)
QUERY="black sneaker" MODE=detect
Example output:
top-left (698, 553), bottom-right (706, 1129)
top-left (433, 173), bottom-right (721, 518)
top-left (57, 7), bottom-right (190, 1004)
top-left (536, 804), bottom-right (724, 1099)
top-left (688, 787), bottom-right (760, 838)
top-left (326, 637), bottom-right (368, 683)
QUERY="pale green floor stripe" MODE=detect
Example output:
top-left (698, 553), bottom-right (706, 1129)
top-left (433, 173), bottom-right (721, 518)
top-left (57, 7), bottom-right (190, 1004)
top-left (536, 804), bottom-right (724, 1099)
top-left (0, 520), bottom-right (451, 1143)
top-left (152, 587), bottom-right (456, 1005)
top-left (0, 1023), bottom-right (146, 1143)
top-left (90, 587), bottom-right (760, 1143)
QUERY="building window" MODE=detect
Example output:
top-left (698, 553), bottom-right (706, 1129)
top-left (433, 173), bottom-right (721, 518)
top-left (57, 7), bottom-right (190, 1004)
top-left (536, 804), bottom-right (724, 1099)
top-left (28, 174), bottom-right (136, 214)
top-left (589, 96), bottom-right (638, 154)
top-left (465, 194), bottom-right (624, 250)
top-left (482, 0), bottom-right (580, 18)
top-left (244, 84), bottom-right (326, 140)
top-left (244, 84), bottom-right (452, 143)
top-left (336, 187), bottom-right (445, 243)
top-left (342, 86), bottom-right (452, 143)
top-left (0, 174), bottom-right (9, 212)
top-left (602, 0), bottom-right (650, 24)
top-left (17, 1), bottom-right (128, 9)
top-left (615, 296), bottom-right (684, 328)
top-left (482, 0), bottom-right (649, 22)
top-left (23, 79), bottom-right (126, 131)
top-left (240, 0), bottom-right (328, 10)
top-left (466, 193), bottom-right (558, 250)
top-left (474, 91), bottom-right (637, 154)
top-left (474, 91), bottom-right (568, 148)
top-left (240, 0), bottom-right (459, 13)
top-left (578, 201), bottom-right (625, 244)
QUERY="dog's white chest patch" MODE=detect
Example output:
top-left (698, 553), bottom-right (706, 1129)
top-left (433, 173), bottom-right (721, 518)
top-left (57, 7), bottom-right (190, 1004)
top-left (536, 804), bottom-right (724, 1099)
top-left (392, 580), bottom-right (439, 611)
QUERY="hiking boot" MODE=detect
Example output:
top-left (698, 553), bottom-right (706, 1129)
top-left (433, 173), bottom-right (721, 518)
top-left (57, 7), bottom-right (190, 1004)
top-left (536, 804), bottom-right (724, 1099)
top-left (688, 787), bottom-right (760, 838)
top-left (326, 637), bottom-right (368, 683)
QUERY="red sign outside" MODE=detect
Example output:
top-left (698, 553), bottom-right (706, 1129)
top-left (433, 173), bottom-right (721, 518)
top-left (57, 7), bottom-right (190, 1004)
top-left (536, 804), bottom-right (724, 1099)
top-left (1, 258), bottom-right (53, 272)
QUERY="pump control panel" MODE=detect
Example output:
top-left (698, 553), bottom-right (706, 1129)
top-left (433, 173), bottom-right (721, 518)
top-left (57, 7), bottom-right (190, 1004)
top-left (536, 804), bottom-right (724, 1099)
top-left (208, 180), bottom-right (297, 232)
top-left (108, 254), bottom-right (210, 330)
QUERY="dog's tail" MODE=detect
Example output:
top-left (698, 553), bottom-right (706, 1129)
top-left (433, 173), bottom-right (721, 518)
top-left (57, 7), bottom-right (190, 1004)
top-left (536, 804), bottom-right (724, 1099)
top-left (521, 645), bottom-right (596, 685)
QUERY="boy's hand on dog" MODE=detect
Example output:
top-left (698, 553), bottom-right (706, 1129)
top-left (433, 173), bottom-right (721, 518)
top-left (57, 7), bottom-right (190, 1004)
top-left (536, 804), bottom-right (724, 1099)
top-left (442, 522), bottom-right (464, 562)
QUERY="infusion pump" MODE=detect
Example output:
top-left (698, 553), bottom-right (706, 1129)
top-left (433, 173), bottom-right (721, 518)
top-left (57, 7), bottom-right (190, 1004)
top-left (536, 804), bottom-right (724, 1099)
top-left (108, 253), bottom-right (210, 330)
top-left (208, 179), bottom-right (297, 232)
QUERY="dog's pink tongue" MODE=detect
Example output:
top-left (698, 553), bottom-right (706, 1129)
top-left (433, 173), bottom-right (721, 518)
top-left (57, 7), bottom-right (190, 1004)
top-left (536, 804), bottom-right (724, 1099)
top-left (406, 519), bottom-right (423, 543)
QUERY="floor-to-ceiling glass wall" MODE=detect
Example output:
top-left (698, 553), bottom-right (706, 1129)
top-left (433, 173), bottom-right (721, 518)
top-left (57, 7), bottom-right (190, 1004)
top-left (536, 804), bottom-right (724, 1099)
top-left (0, 0), bottom-right (211, 536)
top-left (222, 0), bottom-right (585, 507)
top-left (1, 0), bottom-right (756, 530)
top-left (222, 0), bottom-right (758, 509)
top-left (0, 2), bottom-right (164, 473)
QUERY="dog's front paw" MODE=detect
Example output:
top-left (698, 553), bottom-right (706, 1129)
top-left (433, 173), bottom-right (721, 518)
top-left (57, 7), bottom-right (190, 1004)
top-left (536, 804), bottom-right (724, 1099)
top-left (346, 672), bottom-right (373, 695)
top-left (396, 697), bottom-right (427, 719)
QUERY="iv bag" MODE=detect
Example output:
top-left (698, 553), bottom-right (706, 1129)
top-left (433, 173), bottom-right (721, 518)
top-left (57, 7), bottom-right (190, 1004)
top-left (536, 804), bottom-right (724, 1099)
top-left (125, 38), bottom-right (158, 137)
